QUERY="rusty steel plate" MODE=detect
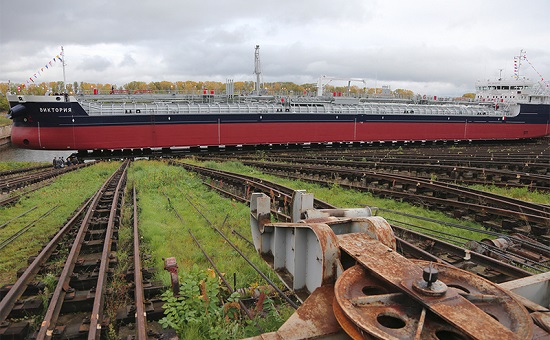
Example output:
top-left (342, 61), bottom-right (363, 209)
top-left (334, 237), bottom-right (533, 340)
top-left (334, 265), bottom-right (469, 339)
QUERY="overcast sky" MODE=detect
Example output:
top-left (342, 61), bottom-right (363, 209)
top-left (1, 0), bottom-right (549, 96)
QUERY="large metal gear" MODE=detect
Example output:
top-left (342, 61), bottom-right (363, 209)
top-left (333, 261), bottom-right (532, 339)
top-left (248, 190), bottom-right (544, 339)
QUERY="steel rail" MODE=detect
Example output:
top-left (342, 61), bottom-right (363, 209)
top-left (37, 162), bottom-right (127, 339)
top-left (132, 185), bottom-right (148, 340)
top-left (89, 160), bottom-right (129, 339)
top-left (0, 163), bottom-right (91, 194)
top-left (206, 154), bottom-right (550, 190)
top-left (238, 160), bottom-right (550, 230)
top-left (0, 182), bottom-right (51, 207)
top-left (187, 228), bottom-right (260, 327)
top-left (242, 159), bottom-right (550, 216)
top-left (0, 205), bottom-right (58, 251)
top-left (257, 152), bottom-right (550, 166)
top-left (0, 164), bottom-right (51, 177)
top-left (391, 226), bottom-right (535, 279)
top-left (0, 199), bottom-right (91, 322)
top-left (181, 194), bottom-right (300, 310)
top-left (169, 160), bottom-right (535, 281)
top-left (162, 192), bottom-right (264, 330)
top-left (376, 207), bottom-right (550, 254)
top-left (0, 206), bottom-right (37, 229)
top-left (390, 219), bottom-right (549, 273)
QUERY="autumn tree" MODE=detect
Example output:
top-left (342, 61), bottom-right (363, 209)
top-left (394, 89), bottom-right (414, 99)
top-left (0, 83), bottom-right (9, 111)
top-left (124, 81), bottom-right (148, 91)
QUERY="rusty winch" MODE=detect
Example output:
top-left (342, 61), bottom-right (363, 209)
top-left (249, 190), bottom-right (548, 339)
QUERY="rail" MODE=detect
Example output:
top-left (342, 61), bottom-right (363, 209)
top-left (78, 100), bottom-right (504, 117)
top-left (167, 160), bottom-right (543, 281)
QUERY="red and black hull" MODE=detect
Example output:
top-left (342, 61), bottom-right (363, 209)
top-left (8, 101), bottom-right (550, 151)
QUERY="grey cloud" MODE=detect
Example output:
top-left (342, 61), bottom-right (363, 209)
top-left (76, 55), bottom-right (112, 72)
top-left (1, 0), bottom-right (549, 96)
top-left (119, 54), bottom-right (137, 67)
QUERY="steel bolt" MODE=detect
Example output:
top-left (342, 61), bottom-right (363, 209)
top-left (423, 266), bottom-right (438, 287)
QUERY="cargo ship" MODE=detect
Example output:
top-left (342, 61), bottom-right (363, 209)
top-left (6, 51), bottom-right (550, 151)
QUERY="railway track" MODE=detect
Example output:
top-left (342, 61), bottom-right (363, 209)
top-left (165, 159), bottom-right (549, 337)
top-left (1, 153), bottom-right (548, 338)
top-left (218, 154), bottom-right (550, 191)
top-left (1, 160), bottom-right (138, 338)
top-left (193, 156), bottom-right (550, 241)
top-left (247, 190), bottom-right (549, 339)
top-left (167, 160), bottom-right (548, 281)
top-left (211, 139), bottom-right (549, 177)
top-left (0, 165), bottom-right (51, 177)
top-left (276, 139), bottom-right (550, 164)
top-left (0, 163), bottom-right (94, 197)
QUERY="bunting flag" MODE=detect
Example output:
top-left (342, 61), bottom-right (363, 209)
top-left (25, 48), bottom-right (64, 85)
top-left (512, 54), bottom-right (524, 79)
top-left (512, 51), bottom-right (548, 88)
top-left (524, 55), bottom-right (546, 83)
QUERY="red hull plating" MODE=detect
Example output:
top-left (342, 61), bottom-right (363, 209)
top-left (11, 121), bottom-right (550, 150)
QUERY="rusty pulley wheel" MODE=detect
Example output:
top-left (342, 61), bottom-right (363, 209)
top-left (333, 261), bottom-right (532, 339)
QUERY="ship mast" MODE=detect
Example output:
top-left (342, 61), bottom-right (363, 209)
top-left (513, 49), bottom-right (526, 80)
top-left (61, 46), bottom-right (67, 95)
top-left (254, 45), bottom-right (262, 95)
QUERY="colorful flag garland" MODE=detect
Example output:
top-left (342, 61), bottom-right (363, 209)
top-left (514, 50), bottom-right (547, 85)
top-left (26, 49), bottom-right (64, 85)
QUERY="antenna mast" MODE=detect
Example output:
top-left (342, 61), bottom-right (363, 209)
top-left (61, 46), bottom-right (67, 94)
top-left (513, 49), bottom-right (525, 79)
top-left (254, 45), bottom-right (262, 95)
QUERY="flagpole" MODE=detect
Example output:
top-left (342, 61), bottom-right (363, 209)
top-left (61, 46), bottom-right (67, 94)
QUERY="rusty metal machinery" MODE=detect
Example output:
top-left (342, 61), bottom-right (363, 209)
top-left (250, 190), bottom-right (549, 339)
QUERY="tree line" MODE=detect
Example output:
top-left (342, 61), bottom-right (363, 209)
top-left (1, 79), bottom-right (415, 97)
top-left (0, 80), bottom-right (474, 112)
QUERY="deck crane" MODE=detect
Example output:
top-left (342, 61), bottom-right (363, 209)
top-left (317, 75), bottom-right (367, 96)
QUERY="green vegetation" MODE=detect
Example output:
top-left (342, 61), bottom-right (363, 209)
top-left (0, 161), bottom-right (48, 171)
top-left (0, 161), bottom-right (121, 283)
top-left (187, 158), bottom-right (496, 243)
top-left (129, 160), bottom-right (293, 337)
top-left (105, 207), bottom-right (133, 339)
top-left (0, 157), bottom-right (544, 338)
top-left (159, 265), bottom-right (288, 339)
top-left (467, 184), bottom-right (550, 205)
top-left (159, 266), bottom-right (241, 338)
top-left (0, 115), bottom-right (11, 126)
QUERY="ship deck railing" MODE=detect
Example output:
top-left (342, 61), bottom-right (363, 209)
top-left (78, 100), bottom-right (505, 117)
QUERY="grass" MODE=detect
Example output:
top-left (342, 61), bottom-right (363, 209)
top-left (0, 159), bottom-right (293, 337)
top-left (129, 161), bottom-right (284, 284)
top-left (0, 161), bottom-right (48, 172)
top-left (0, 161), bottom-right (121, 284)
top-left (0, 115), bottom-right (11, 126)
top-left (2, 156), bottom-right (542, 337)
top-left (467, 184), bottom-right (550, 205)
top-left (128, 160), bottom-right (293, 336)
top-left (185, 157), bottom-right (497, 244)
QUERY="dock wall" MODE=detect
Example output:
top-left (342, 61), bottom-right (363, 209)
top-left (0, 125), bottom-right (12, 147)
